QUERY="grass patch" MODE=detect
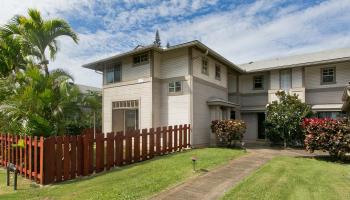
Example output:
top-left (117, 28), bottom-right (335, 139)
top-left (0, 148), bottom-right (244, 200)
top-left (222, 156), bottom-right (350, 200)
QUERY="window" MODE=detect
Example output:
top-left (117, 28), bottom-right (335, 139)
top-left (215, 64), bottom-right (221, 80)
top-left (168, 81), bottom-right (182, 93)
top-left (133, 53), bottom-right (149, 65)
top-left (316, 111), bottom-right (344, 119)
top-left (201, 58), bottom-right (209, 75)
top-left (105, 63), bottom-right (121, 84)
top-left (253, 75), bottom-right (264, 89)
top-left (280, 69), bottom-right (291, 91)
top-left (321, 67), bottom-right (336, 84)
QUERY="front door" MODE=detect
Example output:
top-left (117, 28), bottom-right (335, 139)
top-left (257, 112), bottom-right (266, 139)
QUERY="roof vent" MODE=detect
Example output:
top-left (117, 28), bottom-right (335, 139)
top-left (249, 61), bottom-right (254, 64)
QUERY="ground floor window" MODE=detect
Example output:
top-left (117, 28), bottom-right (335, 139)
top-left (112, 100), bottom-right (139, 132)
top-left (316, 111), bottom-right (345, 119)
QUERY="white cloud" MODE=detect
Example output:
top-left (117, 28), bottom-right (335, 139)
top-left (1, 0), bottom-right (350, 87)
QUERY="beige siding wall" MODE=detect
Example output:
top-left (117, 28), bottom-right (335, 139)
top-left (153, 51), bottom-right (161, 78)
top-left (192, 48), bottom-right (228, 88)
top-left (270, 70), bottom-right (280, 90)
top-left (159, 77), bottom-right (191, 126)
top-left (305, 62), bottom-right (350, 89)
top-left (192, 78), bottom-right (228, 146)
top-left (241, 113), bottom-right (258, 140)
top-left (239, 72), bottom-right (269, 94)
top-left (102, 79), bottom-right (153, 133)
top-left (160, 48), bottom-right (189, 79)
top-left (121, 56), bottom-right (151, 81)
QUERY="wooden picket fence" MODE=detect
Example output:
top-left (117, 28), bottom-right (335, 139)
top-left (0, 124), bottom-right (191, 185)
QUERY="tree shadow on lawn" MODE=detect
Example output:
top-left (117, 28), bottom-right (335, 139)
top-left (295, 155), bottom-right (350, 164)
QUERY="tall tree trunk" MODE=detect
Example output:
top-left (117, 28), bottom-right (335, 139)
top-left (44, 64), bottom-right (49, 76)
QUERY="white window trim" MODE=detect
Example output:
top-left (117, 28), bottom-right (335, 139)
top-left (201, 57), bottom-right (209, 76)
top-left (321, 67), bottom-right (336, 85)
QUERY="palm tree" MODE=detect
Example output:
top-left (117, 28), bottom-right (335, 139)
top-left (0, 9), bottom-right (78, 76)
top-left (0, 66), bottom-right (81, 136)
top-left (0, 35), bottom-right (27, 77)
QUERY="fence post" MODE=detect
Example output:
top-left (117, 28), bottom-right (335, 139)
top-left (70, 136), bottom-right (77, 179)
top-left (188, 124), bottom-right (191, 147)
top-left (179, 125), bottom-right (183, 151)
top-left (33, 136), bottom-right (38, 182)
top-left (39, 137), bottom-right (44, 184)
top-left (107, 132), bottom-right (114, 169)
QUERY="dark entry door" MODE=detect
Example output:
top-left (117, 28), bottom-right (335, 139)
top-left (257, 112), bottom-right (266, 139)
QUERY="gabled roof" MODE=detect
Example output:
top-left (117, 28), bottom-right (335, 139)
top-left (82, 40), bottom-right (244, 73)
top-left (239, 48), bottom-right (350, 72)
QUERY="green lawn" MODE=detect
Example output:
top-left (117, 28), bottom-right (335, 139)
top-left (222, 156), bottom-right (350, 200)
top-left (0, 148), bottom-right (244, 200)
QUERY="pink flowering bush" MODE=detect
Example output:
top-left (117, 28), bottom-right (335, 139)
top-left (211, 120), bottom-right (246, 147)
top-left (302, 118), bottom-right (350, 160)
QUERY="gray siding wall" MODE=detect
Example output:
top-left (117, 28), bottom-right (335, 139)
top-left (241, 113), bottom-right (258, 140)
top-left (306, 88), bottom-right (344, 105)
top-left (192, 78), bottom-right (228, 146)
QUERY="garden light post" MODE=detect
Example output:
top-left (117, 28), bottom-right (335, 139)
top-left (7, 163), bottom-right (18, 190)
top-left (191, 156), bottom-right (197, 172)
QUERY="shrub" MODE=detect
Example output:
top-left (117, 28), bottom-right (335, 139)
top-left (266, 91), bottom-right (312, 147)
top-left (303, 118), bottom-right (350, 160)
top-left (211, 119), bottom-right (246, 147)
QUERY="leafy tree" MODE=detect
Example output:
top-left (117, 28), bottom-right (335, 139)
top-left (265, 91), bottom-right (312, 148)
top-left (153, 29), bottom-right (161, 47)
top-left (0, 9), bottom-right (78, 76)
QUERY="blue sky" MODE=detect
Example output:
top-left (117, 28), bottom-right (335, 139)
top-left (1, 0), bottom-right (350, 87)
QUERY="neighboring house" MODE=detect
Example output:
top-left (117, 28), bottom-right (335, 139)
top-left (83, 40), bottom-right (350, 146)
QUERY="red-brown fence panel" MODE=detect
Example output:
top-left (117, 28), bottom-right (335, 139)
top-left (179, 125), bottom-right (183, 151)
top-left (70, 136), bottom-right (77, 179)
top-left (149, 128), bottom-right (155, 158)
top-left (106, 132), bottom-right (114, 170)
top-left (141, 129), bottom-right (147, 160)
top-left (0, 124), bottom-right (191, 185)
top-left (134, 130), bottom-right (140, 162)
top-left (168, 126), bottom-right (173, 153)
top-left (183, 124), bottom-right (188, 148)
top-left (76, 135), bottom-right (83, 176)
top-left (115, 132), bottom-right (123, 166)
top-left (162, 127), bottom-right (167, 154)
top-left (155, 127), bottom-right (161, 155)
top-left (174, 125), bottom-right (178, 151)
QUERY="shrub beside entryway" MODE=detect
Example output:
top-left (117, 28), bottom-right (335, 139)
top-left (302, 118), bottom-right (350, 160)
top-left (211, 120), bottom-right (246, 147)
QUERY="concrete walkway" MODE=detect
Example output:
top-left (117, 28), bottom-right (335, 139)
top-left (150, 148), bottom-right (312, 200)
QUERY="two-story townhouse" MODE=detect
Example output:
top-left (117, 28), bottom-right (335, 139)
top-left (239, 48), bottom-right (350, 141)
top-left (83, 40), bottom-right (350, 146)
top-left (83, 41), bottom-right (243, 147)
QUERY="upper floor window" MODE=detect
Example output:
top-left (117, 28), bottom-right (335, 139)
top-left (105, 63), bottom-right (121, 84)
top-left (133, 53), bottom-right (149, 66)
top-left (201, 58), bottom-right (209, 75)
top-left (253, 75), bottom-right (264, 89)
top-left (321, 67), bottom-right (336, 84)
top-left (168, 81), bottom-right (182, 93)
top-left (215, 64), bottom-right (221, 80)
